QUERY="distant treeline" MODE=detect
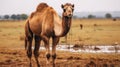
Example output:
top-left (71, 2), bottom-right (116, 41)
top-left (0, 13), bottom-right (120, 21)
top-left (73, 13), bottom-right (120, 19)
top-left (0, 14), bottom-right (28, 20)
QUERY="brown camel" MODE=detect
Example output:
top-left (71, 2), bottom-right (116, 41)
top-left (25, 3), bottom-right (74, 67)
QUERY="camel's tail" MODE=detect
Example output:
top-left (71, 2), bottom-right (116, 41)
top-left (25, 37), bottom-right (27, 50)
top-left (25, 20), bottom-right (33, 50)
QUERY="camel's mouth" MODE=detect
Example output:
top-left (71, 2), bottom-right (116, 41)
top-left (67, 14), bottom-right (73, 18)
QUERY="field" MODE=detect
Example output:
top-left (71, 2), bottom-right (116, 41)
top-left (0, 19), bottom-right (120, 47)
top-left (0, 19), bottom-right (120, 67)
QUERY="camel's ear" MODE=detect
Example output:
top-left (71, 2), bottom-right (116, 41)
top-left (72, 4), bottom-right (74, 8)
top-left (61, 4), bottom-right (64, 8)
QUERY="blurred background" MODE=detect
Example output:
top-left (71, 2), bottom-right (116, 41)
top-left (0, 0), bottom-right (120, 19)
top-left (0, 0), bottom-right (120, 67)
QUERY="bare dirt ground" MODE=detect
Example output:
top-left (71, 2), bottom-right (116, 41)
top-left (0, 48), bottom-right (120, 67)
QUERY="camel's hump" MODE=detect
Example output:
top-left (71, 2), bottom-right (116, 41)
top-left (36, 3), bottom-right (49, 12)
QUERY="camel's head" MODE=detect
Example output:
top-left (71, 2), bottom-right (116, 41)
top-left (61, 3), bottom-right (74, 18)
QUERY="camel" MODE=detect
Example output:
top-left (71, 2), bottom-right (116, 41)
top-left (25, 3), bottom-right (74, 67)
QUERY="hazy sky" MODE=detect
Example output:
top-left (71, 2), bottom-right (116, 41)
top-left (0, 0), bottom-right (120, 15)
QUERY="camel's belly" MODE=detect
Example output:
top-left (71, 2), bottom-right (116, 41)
top-left (29, 22), bottom-right (42, 36)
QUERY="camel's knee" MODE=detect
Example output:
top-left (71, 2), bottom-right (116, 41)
top-left (35, 35), bottom-right (40, 42)
top-left (46, 53), bottom-right (51, 60)
top-left (28, 36), bottom-right (33, 41)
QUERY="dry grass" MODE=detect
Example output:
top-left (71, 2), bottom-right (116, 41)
top-left (0, 21), bottom-right (25, 48)
top-left (0, 19), bottom-right (120, 48)
top-left (60, 19), bottom-right (120, 45)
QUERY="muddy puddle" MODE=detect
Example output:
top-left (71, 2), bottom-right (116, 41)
top-left (38, 44), bottom-right (120, 53)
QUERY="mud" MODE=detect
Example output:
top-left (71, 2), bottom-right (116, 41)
top-left (0, 48), bottom-right (120, 67)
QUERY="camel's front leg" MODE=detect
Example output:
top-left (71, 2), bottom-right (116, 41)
top-left (42, 35), bottom-right (50, 65)
top-left (52, 37), bottom-right (59, 67)
top-left (45, 43), bottom-right (50, 64)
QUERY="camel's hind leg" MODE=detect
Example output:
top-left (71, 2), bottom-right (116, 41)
top-left (52, 37), bottom-right (59, 67)
top-left (26, 35), bottom-right (33, 67)
top-left (34, 35), bottom-right (41, 67)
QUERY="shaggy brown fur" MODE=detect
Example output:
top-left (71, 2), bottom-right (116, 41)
top-left (28, 3), bottom-right (49, 20)
top-left (25, 2), bottom-right (74, 67)
top-left (36, 3), bottom-right (48, 12)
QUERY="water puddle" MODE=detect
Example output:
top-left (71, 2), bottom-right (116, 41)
top-left (38, 44), bottom-right (120, 53)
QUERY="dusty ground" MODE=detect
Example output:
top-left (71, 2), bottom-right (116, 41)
top-left (0, 48), bottom-right (120, 67)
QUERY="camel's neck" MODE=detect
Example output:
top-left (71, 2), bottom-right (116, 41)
top-left (60, 15), bottom-right (72, 37)
top-left (53, 13), bottom-right (72, 37)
